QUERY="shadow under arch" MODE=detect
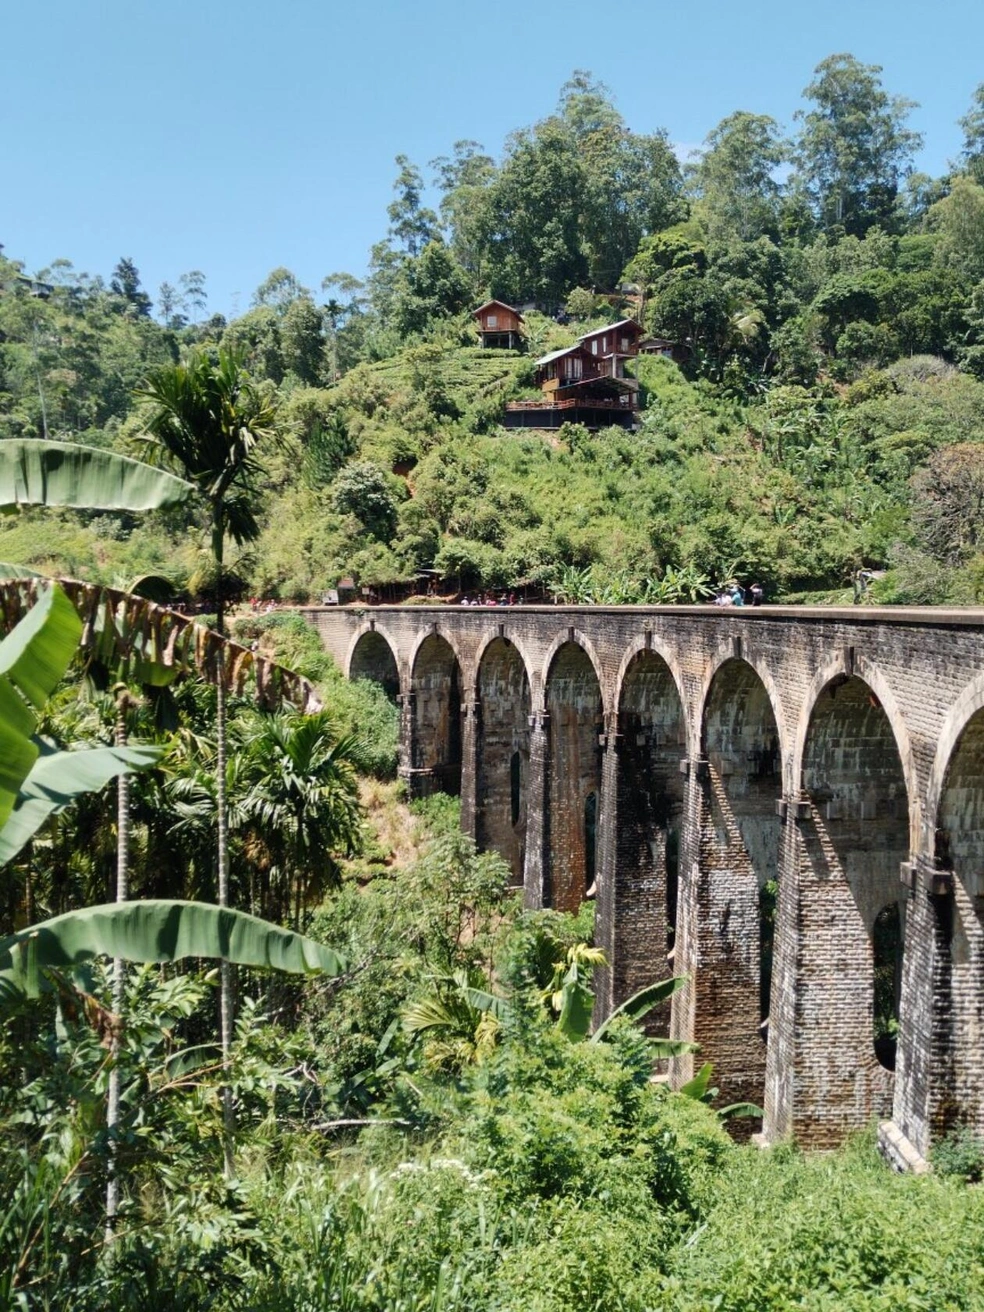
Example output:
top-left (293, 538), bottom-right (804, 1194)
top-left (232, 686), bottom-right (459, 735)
top-left (695, 645), bottom-right (790, 790)
top-left (475, 635), bottom-right (532, 884)
top-left (688, 657), bottom-right (783, 1120)
top-left (347, 626), bottom-right (401, 700)
top-left (472, 627), bottom-right (538, 703)
top-left (408, 631), bottom-right (463, 799)
top-left (607, 645), bottom-right (687, 1031)
top-left (544, 638), bottom-right (604, 913)
top-left (926, 685), bottom-right (984, 1135)
top-left (796, 667), bottom-right (911, 1135)
top-left (613, 635), bottom-right (688, 735)
top-left (538, 627), bottom-right (608, 717)
top-left (791, 652), bottom-right (919, 846)
top-left (925, 671), bottom-right (984, 842)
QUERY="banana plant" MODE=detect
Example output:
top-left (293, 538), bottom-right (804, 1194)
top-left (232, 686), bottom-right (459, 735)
top-left (0, 437), bottom-right (193, 511)
top-left (543, 942), bottom-right (607, 1041)
top-left (678, 1059), bottom-right (763, 1121)
top-left (590, 975), bottom-right (694, 1057)
top-left (0, 899), bottom-right (345, 1001)
top-left (0, 584), bottom-right (161, 864)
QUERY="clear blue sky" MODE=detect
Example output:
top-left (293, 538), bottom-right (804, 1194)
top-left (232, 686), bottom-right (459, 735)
top-left (2, 0), bottom-right (981, 317)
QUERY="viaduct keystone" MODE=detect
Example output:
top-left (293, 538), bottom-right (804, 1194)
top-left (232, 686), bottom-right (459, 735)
top-left (304, 602), bottom-right (984, 1170)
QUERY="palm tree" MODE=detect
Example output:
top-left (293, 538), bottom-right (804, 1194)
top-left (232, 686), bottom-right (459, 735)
top-left (136, 348), bottom-right (279, 1176)
top-left (235, 710), bottom-right (362, 928)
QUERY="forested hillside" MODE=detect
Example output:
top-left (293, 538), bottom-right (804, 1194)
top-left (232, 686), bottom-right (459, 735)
top-left (5, 56), bottom-right (984, 603)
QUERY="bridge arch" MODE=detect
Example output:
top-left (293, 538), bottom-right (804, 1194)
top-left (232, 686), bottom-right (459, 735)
top-left (538, 628), bottom-right (607, 715)
top-left (796, 665), bottom-right (912, 1133)
top-left (607, 644), bottom-right (687, 1029)
top-left (791, 652), bottom-right (918, 843)
top-left (613, 635), bottom-right (687, 726)
top-left (696, 646), bottom-right (789, 788)
top-left (345, 623), bottom-right (402, 698)
top-left (925, 671), bottom-right (984, 841)
top-left (472, 628), bottom-right (538, 700)
top-left (690, 657), bottom-right (784, 1116)
top-left (475, 634), bottom-right (532, 884)
top-left (544, 639), bottom-right (604, 913)
top-left (408, 631), bottom-right (464, 798)
top-left (924, 677), bottom-right (984, 1136)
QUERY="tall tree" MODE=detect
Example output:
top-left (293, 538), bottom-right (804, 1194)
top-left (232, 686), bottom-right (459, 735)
top-left (689, 112), bottom-right (788, 241)
top-left (136, 349), bottom-right (279, 1177)
top-left (387, 155), bottom-right (439, 258)
top-left (959, 83), bottom-right (984, 185)
top-left (793, 53), bottom-right (923, 236)
top-left (391, 239), bottom-right (473, 338)
top-left (321, 272), bottom-right (367, 380)
top-left (252, 266), bottom-right (308, 311)
top-left (558, 72), bottom-right (684, 288)
top-left (477, 119), bottom-right (588, 307)
top-left (179, 269), bottom-right (208, 323)
top-left (430, 140), bottom-right (497, 274)
top-left (281, 297), bottom-right (326, 385)
top-left (111, 258), bottom-right (152, 318)
top-left (157, 281), bottom-right (181, 329)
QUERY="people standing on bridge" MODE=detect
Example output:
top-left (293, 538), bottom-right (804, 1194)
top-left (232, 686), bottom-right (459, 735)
top-left (750, 583), bottom-right (764, 606)
top-left (730, 584), bottom-right (745, 606)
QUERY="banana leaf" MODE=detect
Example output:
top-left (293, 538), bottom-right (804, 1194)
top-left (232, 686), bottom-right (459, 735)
top-left (0, 742), bottom-right (163, 864)
top-left (0, 440), bottom-right (193, 511)
top-left (0, 577), bottom-right (321, 712)
top-left (556, 963), bottom-right (595, 1042)
top-left (0, 900), bottom-right (347, 999)
top-left (718, 1101), bottom-right (764, 1121)
top-left (0, 586), bottom-right (82, 832)
top-left (0, 563), bottom-right (45, 580)
top-left (590, 975), bottom-right (688, 1044)
top-left (680, 1061), bottom-right (716, 1102)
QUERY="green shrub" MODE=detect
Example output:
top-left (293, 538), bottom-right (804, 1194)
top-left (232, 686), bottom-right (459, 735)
top-left (932, 1125), bottom-right (984, 1182)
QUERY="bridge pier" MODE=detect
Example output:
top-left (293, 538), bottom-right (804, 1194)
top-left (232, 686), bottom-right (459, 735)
top-left (460, 693), bottom-right (479, 840)
top-left (309, 602), bottom-right (984, 1163)
top-left (523, 712), bottom-right (550, 909)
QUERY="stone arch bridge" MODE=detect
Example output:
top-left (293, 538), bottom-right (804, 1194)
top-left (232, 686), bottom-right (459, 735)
top-left (304, 603), bottom-right (984, 1169)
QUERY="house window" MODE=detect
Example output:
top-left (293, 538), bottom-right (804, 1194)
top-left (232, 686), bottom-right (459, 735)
top-left (620, 336), bottom-right (630, 352)
top-left (570, 355), bottom-right (582, 378)
top-left (601, 336), bottom-right (608, 351)
top-left (487, 314), bottom-right (498, 327)
top-left (591, 339), bottom-right (598, 355)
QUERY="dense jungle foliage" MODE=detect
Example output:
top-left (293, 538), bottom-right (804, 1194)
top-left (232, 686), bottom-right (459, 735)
top-left (6, 52), bottom-right (984, 1306)
top-left (7, 782), bottom-right (984, 1310)
top-left (5, 56), bottom-right (984, 603)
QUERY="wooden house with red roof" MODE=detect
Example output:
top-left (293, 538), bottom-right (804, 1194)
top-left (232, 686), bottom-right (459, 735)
top-left (504, 318), bottom-right (648, 430)
top-left (473, 300), bottom-right (524, 350)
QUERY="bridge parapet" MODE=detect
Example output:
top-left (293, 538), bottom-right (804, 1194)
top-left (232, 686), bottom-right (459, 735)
top-left (304, 603), bottom-right (984, 1162)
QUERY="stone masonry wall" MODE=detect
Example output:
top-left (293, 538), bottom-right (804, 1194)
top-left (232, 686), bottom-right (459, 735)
top-left (305, 603), bottom-right (984, 1163)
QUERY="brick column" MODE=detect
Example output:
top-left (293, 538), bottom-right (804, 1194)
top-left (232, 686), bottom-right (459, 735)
top-left (764, 795), bottom-right (898, 1147)
top-left (885, 857), bottom-right (955, 1167)
top-left (593, 716), bottom-right (620, 1020)
top-left (691, 759), bottom-right (766, 1111)
top-left (597, 724), bottom-right (677, 1032)
top-left (459, 691), bottom-right (479, 840)
top-left (670, 756), bottom-right (703, 1087)
top-left (397, 691), bottom-right (417, 795)
top-left (763, 797), bottom-right (804, 1143)
top-left (523, 711), bottom-right (550, 909)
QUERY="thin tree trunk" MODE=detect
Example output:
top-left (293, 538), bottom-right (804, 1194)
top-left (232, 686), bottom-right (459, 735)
top-left (106, 687), bottom-right (131, 1239)
top-left (215, 537), bottom-right (236, 1180)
